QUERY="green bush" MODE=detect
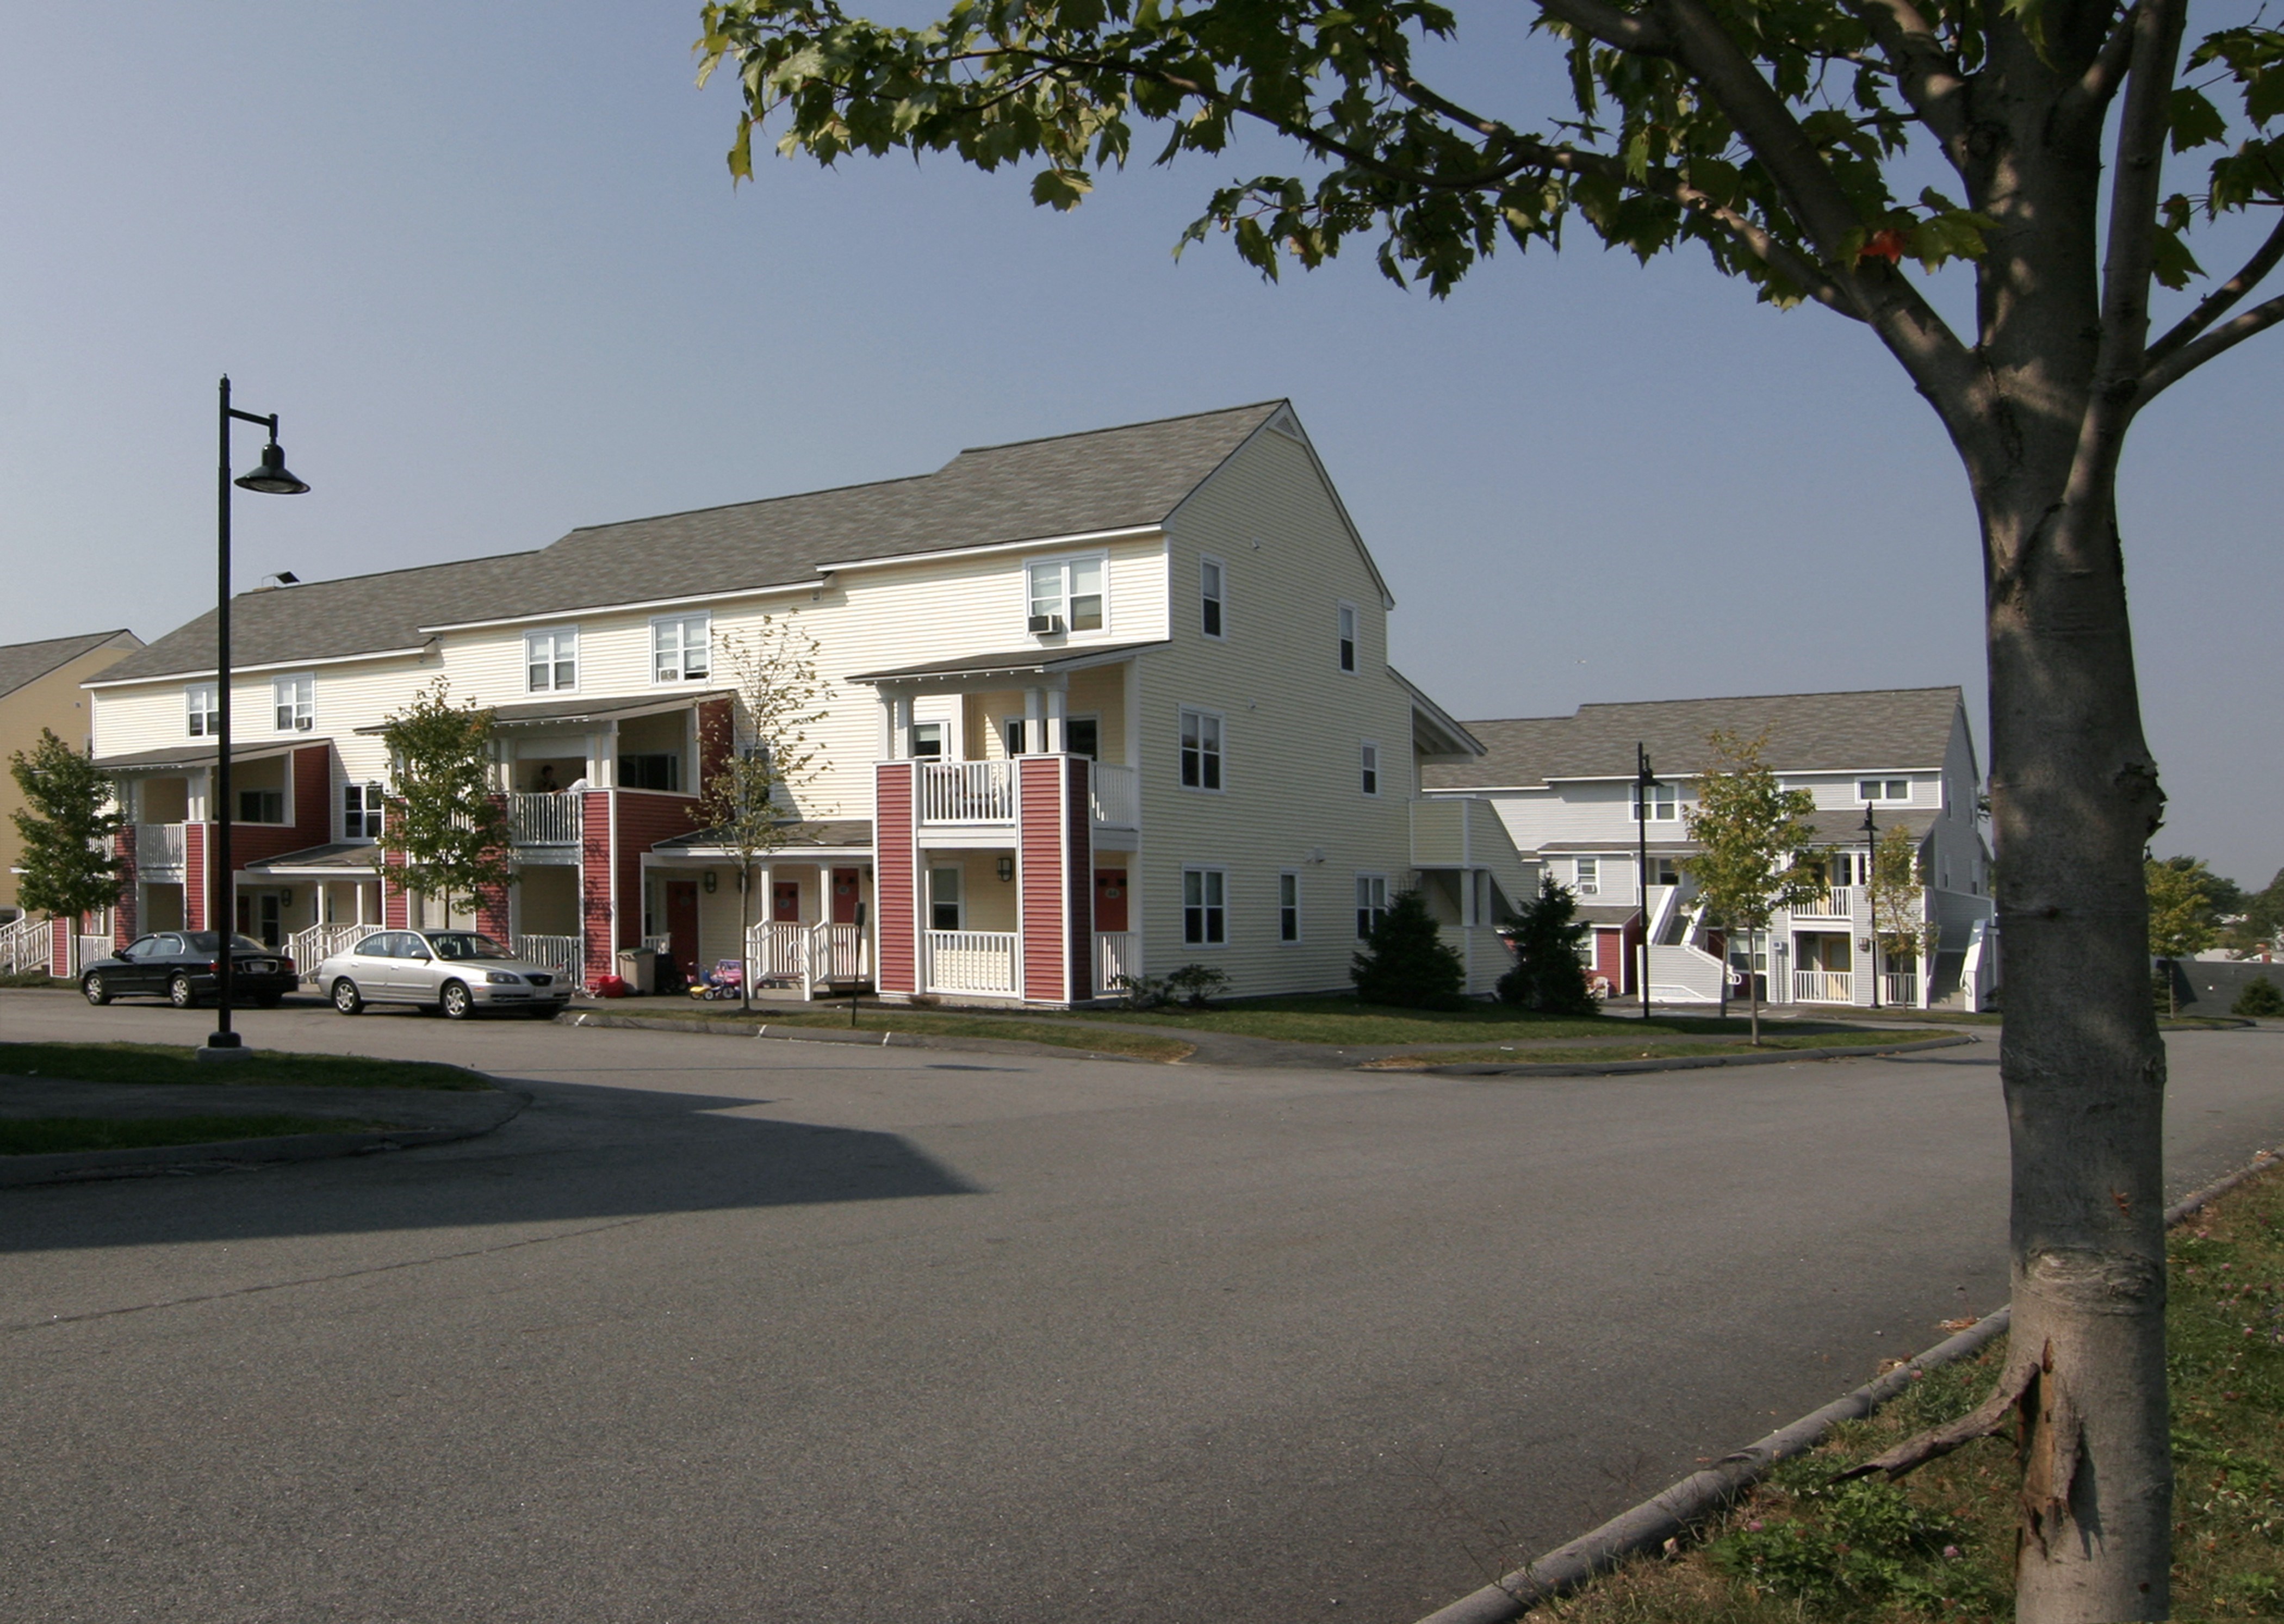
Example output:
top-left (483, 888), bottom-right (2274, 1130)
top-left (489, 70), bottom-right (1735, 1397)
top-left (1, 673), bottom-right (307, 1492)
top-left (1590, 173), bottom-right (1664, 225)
top-left (1351, 890), bottom-right (1466, 1010)
top-left (2233, 976), bottom-right (2284, 1017)
top-left (1495, 877), bottom-right (1599, 1014)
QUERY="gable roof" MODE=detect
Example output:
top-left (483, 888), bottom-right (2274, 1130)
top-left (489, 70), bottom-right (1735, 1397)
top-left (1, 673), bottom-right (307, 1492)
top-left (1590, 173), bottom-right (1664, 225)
top-left (0, 629), bottom-right (138, 700)
top-left (1422, 687), bottom-right (1968, 790)
top-left (97, 402), bottom-right (1293, 686)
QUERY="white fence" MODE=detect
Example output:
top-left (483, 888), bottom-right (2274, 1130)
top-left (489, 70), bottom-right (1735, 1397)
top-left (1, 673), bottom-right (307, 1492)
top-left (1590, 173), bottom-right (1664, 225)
top-left (76, 935), bottom-right (110, 973)
top-left (514, 935), bottom-right (585, 987)
top-left (1094, 931), bottom-right (1138, 995)
top-left (1793, 969), bottom-right (1857, 1003)
top-left (135, 821), bottom-right (187, 870)
top-left (923, 929), bottom-right (1020, 996)
top-left (809, 923), bottom-right (867, 984)
top-left (508, 792), bottom-right (584, 846)
top-left (1089, 763), bottom-right (1140, 827)
top-left (1792, 887), bottom-right (1857, 919)
top-left (918, 761), bottom-right (1016, 823)
top-left (290, 923), bottom-right (369, 980)
top-left (0, 916), bottom-right (51, 975)
top-left (742, 920), bottom-right (871, 997)
top-left (1882, 971), bottom-right (1920, 1007)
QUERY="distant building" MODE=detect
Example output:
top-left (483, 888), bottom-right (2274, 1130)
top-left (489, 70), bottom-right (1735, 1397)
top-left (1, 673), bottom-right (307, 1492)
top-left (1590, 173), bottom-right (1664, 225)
top-left (0, 628), bottom-right (143, 921)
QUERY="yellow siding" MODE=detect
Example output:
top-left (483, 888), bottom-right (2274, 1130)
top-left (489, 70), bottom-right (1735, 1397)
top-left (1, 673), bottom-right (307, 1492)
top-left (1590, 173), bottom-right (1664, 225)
top-left (0, 636), bottom-right (140, 913)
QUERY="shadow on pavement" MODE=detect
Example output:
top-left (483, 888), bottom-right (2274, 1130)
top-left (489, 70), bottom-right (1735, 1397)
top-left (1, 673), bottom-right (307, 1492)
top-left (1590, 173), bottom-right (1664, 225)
top-left (0, 1075), bottom-right (979, 1254)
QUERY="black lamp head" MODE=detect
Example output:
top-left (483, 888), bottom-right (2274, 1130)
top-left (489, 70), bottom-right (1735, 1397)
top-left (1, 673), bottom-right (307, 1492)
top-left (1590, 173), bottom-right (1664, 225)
top-left (235, 441), bottom-right (310, 496)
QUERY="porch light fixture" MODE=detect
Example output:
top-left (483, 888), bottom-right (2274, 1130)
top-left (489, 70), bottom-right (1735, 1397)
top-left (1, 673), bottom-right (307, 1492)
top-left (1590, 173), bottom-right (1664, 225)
top-left (204, 376), bottom-right (311, 1060)
top-left (996, 856), bottom-right (1015, 883)
top-left (703, 871), bottom-right (717, 894)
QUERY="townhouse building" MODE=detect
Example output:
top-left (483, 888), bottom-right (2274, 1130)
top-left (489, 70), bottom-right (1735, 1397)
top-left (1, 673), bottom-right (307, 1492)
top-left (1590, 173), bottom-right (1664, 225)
top-left (1421, 687), bottom-right (1996, 1008)
top-left (83, 401), bottom-right (1531, 1005)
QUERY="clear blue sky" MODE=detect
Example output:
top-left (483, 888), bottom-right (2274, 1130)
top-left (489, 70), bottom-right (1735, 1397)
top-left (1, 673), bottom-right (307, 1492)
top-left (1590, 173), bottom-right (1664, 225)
top-left (3, 4), bottom-right (2275, 883)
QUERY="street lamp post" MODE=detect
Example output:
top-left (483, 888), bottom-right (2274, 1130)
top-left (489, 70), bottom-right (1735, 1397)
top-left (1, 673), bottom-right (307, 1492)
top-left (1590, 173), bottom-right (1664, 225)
top-left (1863, 801), bottom-right (1879, 1011)
top-left (1636, 743), bottom-right (1658, 1021)
top-left (201, 376), bottom-right (309, 1059)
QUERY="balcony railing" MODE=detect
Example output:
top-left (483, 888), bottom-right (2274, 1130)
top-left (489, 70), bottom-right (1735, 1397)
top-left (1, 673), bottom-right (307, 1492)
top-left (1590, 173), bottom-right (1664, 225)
top-left (135, 822), bottom-right (188, 871)
top-left (1882, 971), bottom-right (1919, 1006)
top-left (918, 761), bottom-right (1016, 824)
top-left (1791, 887), bottom-right (1856, 919)
top-left (1089, 763), bottom-right (1140, 828)
top-left (1793, 969), bottom-right (1856, 1003)
top-left (508, 792), bottom-right (583, 847)
top-left (923, 929), bottom-right (1020, 996)
top-left (1093, 930), bottom-right (1138, 996)
top-left (513, 934), bottom-right (585, 988)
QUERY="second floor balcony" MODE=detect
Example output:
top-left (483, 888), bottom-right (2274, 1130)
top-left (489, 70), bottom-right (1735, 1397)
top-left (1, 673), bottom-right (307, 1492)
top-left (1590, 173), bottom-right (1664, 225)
top-left (507, 791), bottom-right (584, 848)
top-left (914, 759), bottom-right (1139, 833)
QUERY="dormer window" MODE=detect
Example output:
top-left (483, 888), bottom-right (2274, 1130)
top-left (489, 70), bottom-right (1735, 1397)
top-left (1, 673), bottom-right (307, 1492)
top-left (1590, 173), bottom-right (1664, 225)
top-left (1027, 556), bottom-right (1104, 635)
top-left (273, 674), bottom-right (314, 732)
top-left (186, 684), bottom-right (220, 737)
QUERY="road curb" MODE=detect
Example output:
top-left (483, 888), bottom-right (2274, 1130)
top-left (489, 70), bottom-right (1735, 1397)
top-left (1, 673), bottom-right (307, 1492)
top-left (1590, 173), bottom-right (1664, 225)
top-left (1407, 1033), bottom-right (1978, 1077)
top-left (1413, 1145), bottom-right (2283, 1624)
top-left (557, 1008), bottom-right (1165, 1063)
top-left (0, 1087), bottom-right (529, 1188)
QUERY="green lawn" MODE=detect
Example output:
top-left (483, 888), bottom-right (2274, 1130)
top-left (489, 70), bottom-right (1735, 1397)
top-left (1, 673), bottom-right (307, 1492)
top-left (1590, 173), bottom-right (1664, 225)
top-left (0, 1114), bottom-right (394, 1155)
top-left (1368, 1028), bottom-right (1953, 1068)
top-left (1511, 1162), bottom-right (2284, 1621)
top-left (589, 1002), bottom-right (1193, 1062)
top-left (1065, 995), bottom-right (1882, 1046)
top-left (0, 1041), bottom-right (489, 1091)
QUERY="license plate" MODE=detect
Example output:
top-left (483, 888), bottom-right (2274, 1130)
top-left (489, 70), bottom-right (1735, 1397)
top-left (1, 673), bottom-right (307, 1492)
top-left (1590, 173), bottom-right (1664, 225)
top-left (246, 960), bottom-right (274, 974)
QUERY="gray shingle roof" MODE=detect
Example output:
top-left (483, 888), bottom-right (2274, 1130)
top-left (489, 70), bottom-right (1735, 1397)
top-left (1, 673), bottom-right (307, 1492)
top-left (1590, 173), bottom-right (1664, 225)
top-left (848, 640), bottom-right (1168, 684)
top-left (92, 736), bottom-right (332, 772)
top-left (0, 629), bottom-right (138, 699)
top-left (98, 402), bottom-right (1288, 685)
top-left (1422, 687), bottom-right (1968, 790)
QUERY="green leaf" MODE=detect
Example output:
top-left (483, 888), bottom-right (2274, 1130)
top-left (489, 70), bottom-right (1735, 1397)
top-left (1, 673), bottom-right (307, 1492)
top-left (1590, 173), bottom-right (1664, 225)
top-left (2170, 88), bottom-right (2226, 155)
top-left (2151, 224), bottom-right (2205, 291)
top-left (1030, 165), bottom-right (1094, 209)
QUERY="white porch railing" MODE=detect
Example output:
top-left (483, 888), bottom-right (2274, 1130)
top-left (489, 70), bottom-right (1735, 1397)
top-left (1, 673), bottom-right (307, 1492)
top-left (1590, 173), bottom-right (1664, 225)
top-left (0, 915), bottom-right (52, 975)
top-left (514, 935), bottom-right (585, 988)
top-left (290, 922), bottom-right (368, 980)
top-left (924, 929), bottom-right (1020, 996)
top-left (508, 792), bottom-right (582, 846)
top-left (1089, 763), bottom-right (1140, 828)
top-left (135, 821), bottom-right (187, 870)
top-left (1882, 971), bottom-right (1919, 1006)
top-left (76, 935), bottom-right (110, 973)
top-left (740, 920), bottom-right (868, 996)
top-left (918, 760), bottom-right (1016, 823)
top-left (642, 933), bottom-right (672, 953)
top-left (809, 922), bottom-right (868, 984)
top-left (1793, 969), bottom-right (1856, 1003)
top-left (1094, 930), bottom-right (1138, 995)
top-left (1792, 887), bottom-right (1856, 919)
top-left (745, 921), bottom-right (808, 983)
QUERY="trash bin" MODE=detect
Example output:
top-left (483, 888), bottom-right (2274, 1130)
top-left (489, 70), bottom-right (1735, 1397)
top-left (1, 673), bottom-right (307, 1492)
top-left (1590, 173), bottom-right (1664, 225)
top-left (615, 946), bottom-right (657, 995)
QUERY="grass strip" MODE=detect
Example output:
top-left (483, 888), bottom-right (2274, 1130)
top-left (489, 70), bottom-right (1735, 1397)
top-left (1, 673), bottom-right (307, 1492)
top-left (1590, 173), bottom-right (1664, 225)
top-left (1060, 996), bottom-right (1883, 1045)
top-left (0, 1041), bottom-right (487, 1092)
top-left (0, 1114), bottom-right (394, 1155)
top-left (593, 1003), bottom-right (1192, 1062)
top-left (1516, 1161), bottom-right (2284, 1621)
top-left (1368, 1029), bottom-right (1947, 1069)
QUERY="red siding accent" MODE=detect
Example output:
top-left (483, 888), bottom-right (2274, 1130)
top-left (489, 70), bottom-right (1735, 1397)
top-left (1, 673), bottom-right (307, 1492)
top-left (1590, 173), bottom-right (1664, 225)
top-left (615, 788), bottom-right (706, 950)
top-left (383, 847), bottom-right (409, 927)
top-left (1593, 927), bottom-right (1623, 988)
top-left (183, 822), bottom-right (208, 929)
top-left (581, 791), bottom-right (612, 984)
top-left (50, 913), bottom-right (70, 977)
top-left (874, 763), bottom-right (917, 995)
top-left (1019, 757), bottom-right (1066, 1004)
top-left (1066, 758), bottom-right (1093, 997)
top-left (112, 824), bottom-right (138, 949)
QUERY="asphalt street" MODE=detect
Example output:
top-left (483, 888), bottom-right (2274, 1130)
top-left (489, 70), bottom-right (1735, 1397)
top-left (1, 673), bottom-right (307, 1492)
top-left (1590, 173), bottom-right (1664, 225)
top-left (4, 993), bottom-right (2281, 1623)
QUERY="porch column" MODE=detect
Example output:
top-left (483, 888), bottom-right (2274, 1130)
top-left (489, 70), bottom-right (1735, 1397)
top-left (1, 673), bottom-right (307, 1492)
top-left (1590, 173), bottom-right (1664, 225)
top-left (1022, 687), bottom-right (1045, 755)
top-left (886, 692), bottom-right (911, 759)
top-left (1045, 686), bottom-right (1067, 754)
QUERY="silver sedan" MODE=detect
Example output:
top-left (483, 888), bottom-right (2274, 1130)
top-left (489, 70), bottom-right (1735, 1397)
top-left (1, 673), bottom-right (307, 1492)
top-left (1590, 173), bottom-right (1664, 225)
top-left (316, 929), bottom-right (575, 1020)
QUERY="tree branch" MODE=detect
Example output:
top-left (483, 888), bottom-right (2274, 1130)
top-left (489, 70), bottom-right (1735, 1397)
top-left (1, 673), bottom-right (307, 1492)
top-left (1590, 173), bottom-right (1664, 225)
top-left (2058, 0), bottom-right (2146, 131)
top-left (1534, 0), bottom-right (1674, 56)
top-left (2144, 209), bottom-right (2284, 372)
top-left (2137, 290), bottom-right (2284, 402)
top-left (1836, 0), bottom-right (1970, 153)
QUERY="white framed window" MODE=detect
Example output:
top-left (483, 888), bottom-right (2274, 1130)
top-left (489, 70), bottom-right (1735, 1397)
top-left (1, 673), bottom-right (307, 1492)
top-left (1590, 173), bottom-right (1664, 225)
top-left (1026, 554), bottom-right (1106, 635)
top-left (910, 722), bottom-right (945, 759)
top-left (343, 782), bottom-right (384, 840)
top-left (526, 627), bottom-right (578, 692)
top-left (1858, 778), bottom-right (1911, 802)
top-left (185, 684), bottom-right (219, 737)
top-left (1355, 874), bottom-right (1389, 939)
top-left (1337, 603), bottom-right (1357, 673)
top-left (1183, 867), bottom-right (1227, 945)
top-left (1360, 741), bottom-right (1380, 796)
top-left (272, 674), bottom-right (314, 732)
top-left (1574, 856), bottom-right (1600, 895)
top-left (1065, 715), bottom-right (1100, 760)
top-left (1632, 782), bottom-right (1678, 821)
top-left (1002, 717), bottom-right (1028, 757)
top-left (652, 613), bottom-right (711, 683)
top-left (1178, 708), bottom-right (1223, 791)
top-left (1278, 871), bottom-right (1300, 943)
top-left (928, 865), bottom-right (963, 932)
top-left (1199, 557), bottom-right (1225, 639)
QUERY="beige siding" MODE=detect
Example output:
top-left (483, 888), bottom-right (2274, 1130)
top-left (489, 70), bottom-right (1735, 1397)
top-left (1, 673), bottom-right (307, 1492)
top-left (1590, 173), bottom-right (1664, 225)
top-left (0, 636), bottom-right (140, 913)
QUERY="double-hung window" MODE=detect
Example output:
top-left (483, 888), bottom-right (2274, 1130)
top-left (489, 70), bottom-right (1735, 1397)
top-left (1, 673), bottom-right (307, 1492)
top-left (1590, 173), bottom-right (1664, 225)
top-left (910, 722), bottom-right (945, 759)
top-left (929, 865), bottom-right (963, 932)
top-left (1337, 604), bottom-right (1357, 673)
top-left (1278, 872), bottom-right (1300, 943)
top-left (186, 684), bottom-right (219, 737)
top-left (343, 782), bottom-right (384, 840)
top-left (1858, 778), bottom-right (1910, 802)
top-left (1355, 875), bottom-right (1389, 939)
top-left (1574, 856), bottom-right (1600, 895)
top-left (1026, 556), bottom-right (1105, 634)
top-left (1178, 708), bottom-right (1222, 790)
top-left (526, 627), bottom-right (577, 692)
top-left (1360, 742), bottom-right (1380, 796)
top-left (1633, 782), bottom-right (1678, 821)
top-left (1183, 868), bottom-right (1226, 945)
top-left (1200, 559), bottom-right (1225, 638)
top-left (273, 674), bottom-right (314, 732)
top-left (653, 613), bottom-right (711, 683)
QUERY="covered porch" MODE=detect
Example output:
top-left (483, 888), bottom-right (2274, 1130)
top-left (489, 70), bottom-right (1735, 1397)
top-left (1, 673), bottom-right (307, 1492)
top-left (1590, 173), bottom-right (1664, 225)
top-left (647, 820), bottom-right (877, 999)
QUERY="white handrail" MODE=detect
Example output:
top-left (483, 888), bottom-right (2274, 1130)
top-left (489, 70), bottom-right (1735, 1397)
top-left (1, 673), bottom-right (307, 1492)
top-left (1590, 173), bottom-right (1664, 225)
top-left (0, 916), bottom-right (51, 976)
top-left (1792, 887), bottom-right (1856, 919)
top-left (1792, 969), bottom-right (1856, 1003)
top-left (135, 822), bottom-right (188, 870)
top-left (1089, 763), bottom-right (1140, 827)
top-left (513, 934), bottom-right (585, 988)
top-left (1093, 931), bottom-right (1138, 995)
top-left (808, 922), bottom-right (867, 988)
top-left (1882, 971), bottom-right (1919, 1007)
top-left (75, 935), bottom-right (110, 975)
top-left (918, 760), bottom-right (1017, 823)
top-left (508, 792), bottom-right (583, 846)
top-left (923, 929), bottom-right (1019, 995)
top-left (745, 921), bottom-right (808, 984)
top-left (290, 922), bottom-right (368, 980)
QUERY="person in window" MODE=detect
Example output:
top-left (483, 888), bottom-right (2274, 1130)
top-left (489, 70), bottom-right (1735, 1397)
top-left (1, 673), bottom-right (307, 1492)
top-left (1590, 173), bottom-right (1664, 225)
top-left (535, 765), bottom-right (559, 795)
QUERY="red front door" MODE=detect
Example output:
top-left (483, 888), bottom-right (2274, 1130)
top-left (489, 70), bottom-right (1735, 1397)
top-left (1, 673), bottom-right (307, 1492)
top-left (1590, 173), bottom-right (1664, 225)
top-left (665, 881), bottom-right (700, 965)
top-left (773, 880), bottom-right (802, 923)
top-left (831, 867), bottom-right (861, 925)
top-left (1094, 869), bottom-right (1129, 933)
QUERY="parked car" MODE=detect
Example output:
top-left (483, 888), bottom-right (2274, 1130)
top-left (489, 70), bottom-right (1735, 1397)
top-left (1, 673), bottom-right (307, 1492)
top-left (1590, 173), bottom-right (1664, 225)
top-left (81, 932), bottom-right (300, 1009)
top-left (315, 929), bottom-right (574, 1019)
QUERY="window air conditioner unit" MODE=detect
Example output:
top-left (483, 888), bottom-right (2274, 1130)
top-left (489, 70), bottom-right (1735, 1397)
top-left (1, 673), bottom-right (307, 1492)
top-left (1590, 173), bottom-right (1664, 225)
top-left (1028, 613), bottom-right (1065, 635)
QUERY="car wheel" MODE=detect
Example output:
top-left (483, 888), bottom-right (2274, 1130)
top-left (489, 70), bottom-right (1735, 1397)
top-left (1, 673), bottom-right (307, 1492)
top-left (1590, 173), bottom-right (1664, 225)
top-left (167, 973), bottom-right (197, 1009)
top-left (440, 981), bottom-right (473, 1020)
top-left (331, 978), bottom-right (364, 1015)
top-left (82, 972), bottom-right (111, 1006)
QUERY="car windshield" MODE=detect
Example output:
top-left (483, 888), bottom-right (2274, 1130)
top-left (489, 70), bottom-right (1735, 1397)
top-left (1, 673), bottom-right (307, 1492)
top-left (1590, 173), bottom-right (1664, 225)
top-left (426, 932), bottom-right (514, 961)
top-left (183, 933), bottom-right (270, 954)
